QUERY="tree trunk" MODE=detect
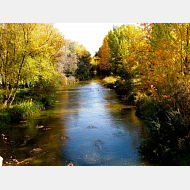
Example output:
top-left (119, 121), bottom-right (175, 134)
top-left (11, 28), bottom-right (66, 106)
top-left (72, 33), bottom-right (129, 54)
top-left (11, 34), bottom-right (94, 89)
top-left (3, 96), bottom-right (8, 107)
top-left (8, 86), bottom-right (19, 107)
top-left (2, 87), bottom-right (13, 107)
top-left (8, 55), bottom-right (25, 107)
top-left (185, 25), bottom-right (189, 73)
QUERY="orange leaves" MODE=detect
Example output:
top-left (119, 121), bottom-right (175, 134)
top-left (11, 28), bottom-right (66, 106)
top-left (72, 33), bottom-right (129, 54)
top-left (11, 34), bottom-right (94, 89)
top-left (99, 35), bottom-right (111, 72)
top-left (135, 23), bottom-right (190, 107)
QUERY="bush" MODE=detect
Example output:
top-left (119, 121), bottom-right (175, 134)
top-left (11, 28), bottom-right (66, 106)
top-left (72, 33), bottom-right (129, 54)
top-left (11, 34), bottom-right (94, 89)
top-left (75, 61), bottom-right (90, 81)
top-left (136, 95), bottom-right (190, 165)
top-left (30, 74), bottom-right (61, 106)
top-left (0, 74), bottom-right (61, 127)
top-left (0, 112), bottom-right (11, 127)
top-left (115, 78), bottom-right (134, 96)
top-left (0, 100), bottom-right (44, 125)
top-left (102, 76), bottom-right (117, 88)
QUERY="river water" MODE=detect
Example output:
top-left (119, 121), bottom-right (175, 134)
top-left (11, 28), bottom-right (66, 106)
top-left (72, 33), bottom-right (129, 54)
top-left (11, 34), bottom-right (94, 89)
top-left (0, 78), bottom-right (152, 166)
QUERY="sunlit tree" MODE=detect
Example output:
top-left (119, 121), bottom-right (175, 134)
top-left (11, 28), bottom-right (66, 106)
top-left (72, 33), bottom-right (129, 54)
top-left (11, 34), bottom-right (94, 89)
top-left (0, 23), bottom-right (64, 106)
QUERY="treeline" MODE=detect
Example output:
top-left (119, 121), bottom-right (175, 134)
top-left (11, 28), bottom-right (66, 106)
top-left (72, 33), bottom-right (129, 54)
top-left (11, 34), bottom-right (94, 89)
top-left (0, 23), bottom-right (92, 125)
top-left (96, 23), bottom-right (190, 165)
top-left (57, 39), bottom-right (93, 83)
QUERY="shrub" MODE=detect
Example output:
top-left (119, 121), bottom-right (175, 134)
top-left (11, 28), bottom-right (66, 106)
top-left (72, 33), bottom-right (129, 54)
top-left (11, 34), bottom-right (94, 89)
top-left (30, 74), bottom-right (61, 106)
top-left (115, 78), bottom-right (134, 96)
top-left (102, 76), bottom-right (117, 88)
top-left (0, 100), bottom-right (43, 125)
top-left (0, 112), bottom-right (11, 127)
top-left (136, 95), bottom-right (190, 165)
top-left (75, 61), bottom-right (90, 81)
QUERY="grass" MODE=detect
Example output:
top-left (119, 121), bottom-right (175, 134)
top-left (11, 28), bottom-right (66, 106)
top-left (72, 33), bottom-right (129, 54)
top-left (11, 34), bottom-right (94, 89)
top-left (102, 76), bottom-right (118, 88)
top-left (0, 99), bottom-right (44, 126)
top-left (0, 86), bottom-right (55, 127)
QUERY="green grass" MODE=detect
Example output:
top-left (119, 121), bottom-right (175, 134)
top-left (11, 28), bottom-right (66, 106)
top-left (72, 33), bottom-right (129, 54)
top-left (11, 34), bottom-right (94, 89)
top-left (102, 76), bottom-right (118, 88)
top-left (0, 87), bottom-right (54, 126)
top-left (0, 100), bottom-right (44, 126)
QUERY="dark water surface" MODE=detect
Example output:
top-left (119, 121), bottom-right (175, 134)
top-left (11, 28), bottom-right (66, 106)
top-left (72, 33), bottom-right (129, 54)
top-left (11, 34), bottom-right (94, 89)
top-left (0, 79), bottom-right (152, 166)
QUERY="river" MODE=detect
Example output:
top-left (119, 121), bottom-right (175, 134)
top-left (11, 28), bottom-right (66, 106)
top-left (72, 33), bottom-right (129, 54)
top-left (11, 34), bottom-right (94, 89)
top-left (0, 78), bottom-right (152, 166)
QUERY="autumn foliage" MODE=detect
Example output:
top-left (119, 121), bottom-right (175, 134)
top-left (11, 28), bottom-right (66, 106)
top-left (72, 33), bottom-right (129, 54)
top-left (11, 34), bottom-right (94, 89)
top-left (98, 23), bottom-right (190, 108)
top-left (97, 23), bottom-right (190, 165)
top-left (0, 23), bottom-right (65, 107)
top-left (98, 35), bottom-right (111, 73)
top-left (0, 23), bottom-right (92, 107)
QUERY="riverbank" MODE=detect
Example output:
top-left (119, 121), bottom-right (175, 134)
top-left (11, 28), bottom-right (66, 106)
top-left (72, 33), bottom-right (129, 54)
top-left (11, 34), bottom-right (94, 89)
top-left (0, 83), bottom-right (58, 127)
top-left (0, 78), bottom-right (150, 166)
top-left (102, 76), bottom-right (190, 166)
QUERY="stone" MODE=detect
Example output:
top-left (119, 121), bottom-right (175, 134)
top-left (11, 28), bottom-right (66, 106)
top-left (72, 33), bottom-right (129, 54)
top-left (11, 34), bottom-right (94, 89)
top-left (29, 148), bottom-right (45, 156)
top-left (35, 125), bottom-right (44, 129)
top-left (43, 127), bottom-right (51, 131)
top-left (94, 139), bottom-right (105, 150)
top-left (20, 135), bottom-right (33, 147)
top-left (60, 136), bottom-right (69, 140)
top-left (67, 162), bottom-right (74, 166)
top-left (88, 125), bottom-right (96, 129)
top-left (20, 120), bottom-right (28, 123)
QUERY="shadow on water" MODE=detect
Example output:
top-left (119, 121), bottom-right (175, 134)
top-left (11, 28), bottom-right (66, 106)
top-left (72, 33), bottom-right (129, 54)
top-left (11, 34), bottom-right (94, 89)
top-left (0, 78), bottom-right (153, 166)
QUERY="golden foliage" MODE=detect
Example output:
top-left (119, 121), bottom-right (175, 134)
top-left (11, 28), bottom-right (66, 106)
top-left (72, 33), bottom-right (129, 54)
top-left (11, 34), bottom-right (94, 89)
top-left (99, 35), bottom-right (111, 71)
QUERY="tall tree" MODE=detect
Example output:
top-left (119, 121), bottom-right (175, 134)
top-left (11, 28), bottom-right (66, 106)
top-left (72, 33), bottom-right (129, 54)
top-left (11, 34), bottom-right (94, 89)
top-left (0, 23), bottom-right (64, 106)
top-left (99, 35), bottom-right (111, 74)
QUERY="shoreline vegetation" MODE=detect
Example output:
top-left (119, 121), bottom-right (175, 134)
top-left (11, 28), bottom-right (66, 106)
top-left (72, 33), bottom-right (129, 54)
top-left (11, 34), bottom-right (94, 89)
top-left (1, 23), bottom-right (190, 166)
top-left (97, 23), bottom-right (190, 166)
top-left (101, 75), bottom-right (190, 165)
top-left (0, 23), bottom-right (93, 128)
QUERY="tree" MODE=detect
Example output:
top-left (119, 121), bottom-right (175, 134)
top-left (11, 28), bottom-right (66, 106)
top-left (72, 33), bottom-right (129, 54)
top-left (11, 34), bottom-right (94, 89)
top-left (76, 44), bottom-right (92, 66)
top-left (56, 39), bottom-right (78, 77)
top-left (139, 23), bottom-right (190, 97)
top-left (75, 44), bottom-right (92, 80)
top-left (98, 35), bottom-right (111, 74)
top-left (107, 26), bottom-right (124, 74)
top-left (0, 23), bottom-right (64, 107)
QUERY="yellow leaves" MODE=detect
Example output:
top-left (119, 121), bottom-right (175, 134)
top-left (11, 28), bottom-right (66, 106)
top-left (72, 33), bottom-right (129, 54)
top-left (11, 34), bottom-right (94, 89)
top-left (118, 25), bottom-right (147, 75)
top-left (0, 23), bottom-right (65, 85)
top-left (134, 23), bottom-right (190, 97)
top-left (99, 35), bottom-right (111, 71)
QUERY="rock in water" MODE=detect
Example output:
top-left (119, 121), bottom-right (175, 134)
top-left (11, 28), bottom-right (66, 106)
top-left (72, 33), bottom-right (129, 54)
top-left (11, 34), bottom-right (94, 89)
top-left (67, 162), bottom-right (74, 166)
top-left (35, 125), bottom-right (44, 129)
top-left (29, 148), bottom-right (45, 156)
top-left (43, 127), bottom-right (51, 131)
top-left (60, 136), bottom-right (69, 140)
top-left (94, 139), bottom-right (105, 150)
top-left (88, 125), bottom-right (96, 129)
top-left (20, 135), bottom-right (33, 147)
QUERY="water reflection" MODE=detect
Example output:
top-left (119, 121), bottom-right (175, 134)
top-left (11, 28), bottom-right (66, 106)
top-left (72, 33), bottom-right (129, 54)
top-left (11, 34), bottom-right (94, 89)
top-left (0, 79), bottom-right (152, 166)
top-left (57, 79), bottom-right (148, 166)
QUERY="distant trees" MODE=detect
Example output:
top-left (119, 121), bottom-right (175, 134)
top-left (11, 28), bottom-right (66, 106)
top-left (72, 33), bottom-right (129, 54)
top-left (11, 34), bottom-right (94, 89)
top-left (56, 40), bottom-right (78, 77)
top-left (75, 44), bottom-right (92, 80)
top-left (56, 40), bottom-right (92, 81)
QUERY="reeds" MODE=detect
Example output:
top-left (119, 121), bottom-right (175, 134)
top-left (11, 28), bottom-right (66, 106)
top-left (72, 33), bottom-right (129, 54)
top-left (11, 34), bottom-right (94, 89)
top-left (0, 100), bottom-right (43, 126)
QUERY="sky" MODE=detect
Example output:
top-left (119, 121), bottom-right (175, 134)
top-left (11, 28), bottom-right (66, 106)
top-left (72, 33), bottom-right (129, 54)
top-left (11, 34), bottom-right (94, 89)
top-left (54, 23), bottom-right (125, 56)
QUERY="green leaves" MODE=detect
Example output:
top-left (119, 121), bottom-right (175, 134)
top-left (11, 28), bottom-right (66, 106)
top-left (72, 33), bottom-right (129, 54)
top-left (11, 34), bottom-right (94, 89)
top-left (0, 23), bottom-right (64, 106)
